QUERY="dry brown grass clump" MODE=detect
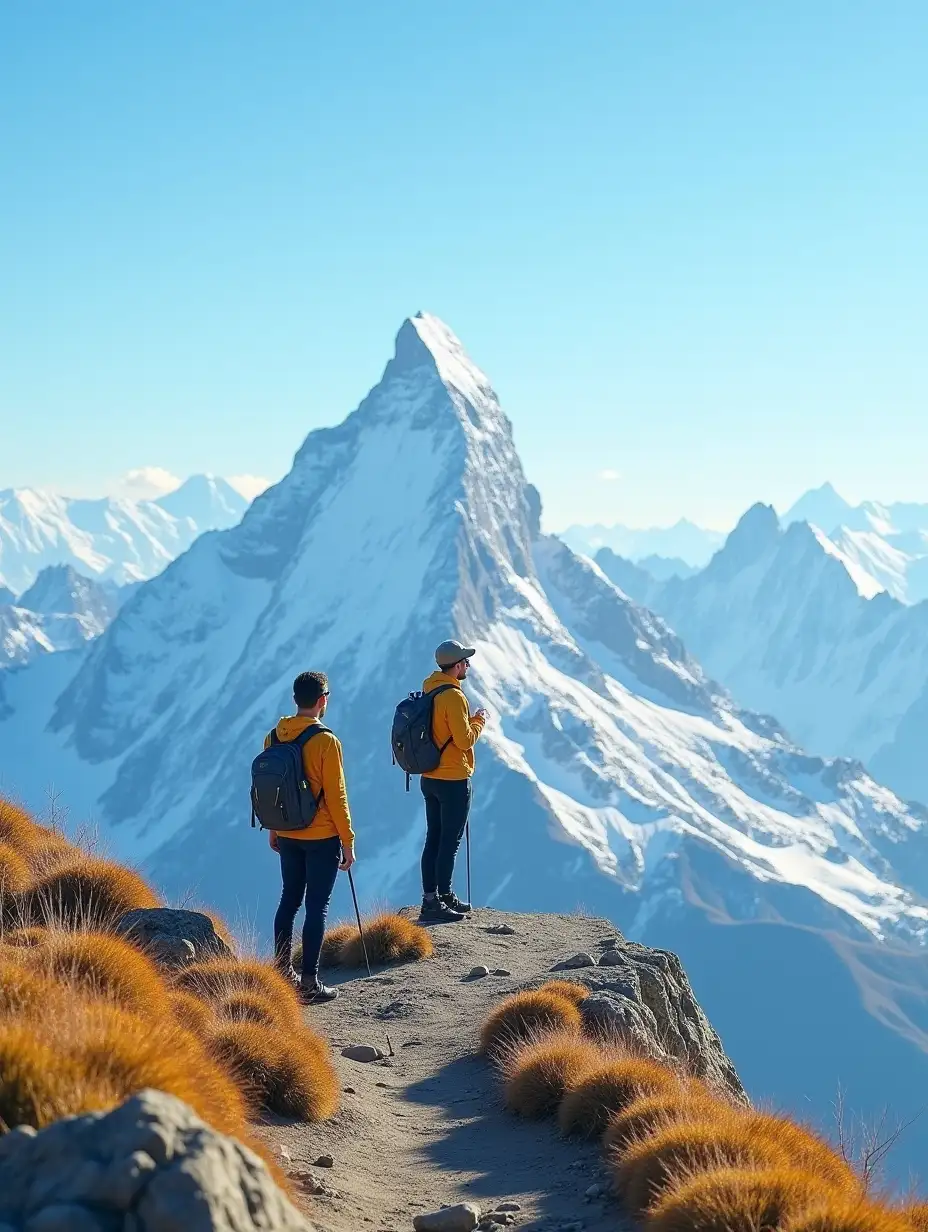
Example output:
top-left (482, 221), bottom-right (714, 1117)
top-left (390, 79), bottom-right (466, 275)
top-left (172, 958), bottom-right (303, 1031)
top-left (0, 1001), bottom-right (247, 1136)
top-left (905, 1205), bottom-right (928, 1231)
top-left (208, 1020), bottom-right (339, 1121)
top-left (0, 842), bottom-right (31, 897)
top-left (558, 1056), bottom-right (681, 1139)
top-left (16, 930), bottom-right (171, 1021)
top-left (784, 1201), bottom-right (919, 1232)
top-left (0, 799), bottom-right (42, 855)
top-left (0, 959), bottom-right (61, 1019)
top-left (740, 1112), bottom-right (864, 1200)
top-left (603, 1087), bottom-right (729, 1156)
top-left (316, 923), bottom-right (356, 968)
top-left (613, 1115), bottom-right (798, 1216)
top-left (1, 926), bottom-right (51, 949)
top-left (333, 913), bottom-right (434, 967)
top-left (217, 992), bottom-right (280, 1027)
top-left (647, 1166), bottom-right (846, 1232)
top-left (480, 990), bottom-right (584, 1059)
top-left (0, 1024), bottom-right (87, 1131)
top-left (503, 1031), bottom-right (608, 1119)
top-left (21, 856), bottom-right (160, 928)
top-left (537, 979), bottom-right (590, 1005)
top-left (169, 990), bottom-right (216, 1040)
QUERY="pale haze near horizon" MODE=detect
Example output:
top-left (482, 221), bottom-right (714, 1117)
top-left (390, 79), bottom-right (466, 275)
top-left (2, 3), bottom-right (926, 532)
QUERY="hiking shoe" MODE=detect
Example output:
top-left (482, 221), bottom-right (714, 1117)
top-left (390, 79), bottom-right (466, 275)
top-left (419, 896), bottom-right (465, 924)
top-left (440, 892), bottom-right (472, 913)
top-left (300, 981), bottom-right (339, 1004)
top-left (278, 965), bottom-right (302, 989)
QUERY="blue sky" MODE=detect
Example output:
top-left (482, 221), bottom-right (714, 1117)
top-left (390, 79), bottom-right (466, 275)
top-left (2, 3), bottom-right (926, 530)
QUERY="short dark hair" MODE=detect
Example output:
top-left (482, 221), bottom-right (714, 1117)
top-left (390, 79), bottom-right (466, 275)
top-left (293, 671), bottom-right (328, 709)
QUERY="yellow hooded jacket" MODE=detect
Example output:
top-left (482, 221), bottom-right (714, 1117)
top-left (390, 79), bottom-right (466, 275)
top-left (422, 671), bottom-right (486, 781)
top-left (263, 717), bottom-right (355, 847)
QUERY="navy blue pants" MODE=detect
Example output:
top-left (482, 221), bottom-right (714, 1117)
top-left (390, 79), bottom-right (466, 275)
top-left (420, 777), bottom-right (472, 896)
top-left (273, 835), bottom-right (341, 985)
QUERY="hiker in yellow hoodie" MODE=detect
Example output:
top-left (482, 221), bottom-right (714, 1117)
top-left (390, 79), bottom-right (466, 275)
top-left (419, 640), bottom-right (488, 924)
top-left (265, 671), bottom-right (355, 1004)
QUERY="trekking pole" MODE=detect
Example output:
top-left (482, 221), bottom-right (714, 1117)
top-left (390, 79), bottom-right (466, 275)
top-left (347, 867), bottom-right (372, 978)
top-left (465, 820), bottom-right (472, 908)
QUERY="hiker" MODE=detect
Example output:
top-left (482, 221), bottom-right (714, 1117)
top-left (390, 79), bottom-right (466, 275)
top-left (263, 671), bottom-right (355, 1004)
top-left (419, 640), bottom-right (488, 923)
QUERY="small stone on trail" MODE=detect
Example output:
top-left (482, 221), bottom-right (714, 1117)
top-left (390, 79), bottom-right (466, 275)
top-left (468, 965), bottom-right (490, 979)
top-left (584, 1183), bottom-right (605, 1199)
top-left (413, 1203), bottom-right (481, 1232)
top-left (491, 968), bottom-right (511, 976)
top-left (402, 1038), bottom-right (425, 1047)
top-left (376, 1081), bottom-right (390, 1088)
top-left (597, 948), bottom-right (625, 966)
top-left (560, 953), bottom-right (596, 970)
top-left (343, 1086), bottom-right (357, 1094)
top-left (278, 1145), bottom-right (293, 1165)
top-left (485, 923), bottom-right (516, 935)
top-left (342, 1044), bottom-right (384, 1062)
top-left (315, 1154), bottom-right (334, 1168)
top-left (495, 1204), bottom-right (521, 1213)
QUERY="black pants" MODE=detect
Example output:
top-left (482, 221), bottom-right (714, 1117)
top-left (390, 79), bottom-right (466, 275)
top-left (420, 777), bottom-right (472, 896)
top-left (273, 835), bottom-right (341, 985)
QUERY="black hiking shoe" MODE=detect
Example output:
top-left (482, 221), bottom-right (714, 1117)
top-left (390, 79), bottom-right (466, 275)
top-left (419, 896), bottom-right (465, 924)
top-left (300, 981), bottom-right (339, 1004)
top-left (440, 892), bottom-right (472, 913)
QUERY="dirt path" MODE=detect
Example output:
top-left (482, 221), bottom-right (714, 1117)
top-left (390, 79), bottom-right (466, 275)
top-left (255, 909), bottom-right (636, 1232)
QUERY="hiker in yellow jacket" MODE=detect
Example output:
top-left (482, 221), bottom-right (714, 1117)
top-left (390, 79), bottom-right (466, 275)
top-left (266, 670), bottom-right (355, 1004)
top-left (419, 640), bottom-right (487, 923)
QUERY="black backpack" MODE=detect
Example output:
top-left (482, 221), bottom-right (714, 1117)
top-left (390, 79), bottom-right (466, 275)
top-left (392, 685), bottom-right (455, 790)
top-left (250, 725), bottom-right (329, 832)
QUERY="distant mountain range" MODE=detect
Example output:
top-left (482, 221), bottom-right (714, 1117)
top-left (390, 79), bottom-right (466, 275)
top-left (0, 474), bottom-right (250, 594)
top-left (560, 518), bottom-right (724, 571)
top-left (1, 316), bottom-right (927, 1173)
top-left (0, 565), bottom-right (119, 667)
top-left (597, 502), bottom-right (928, 806)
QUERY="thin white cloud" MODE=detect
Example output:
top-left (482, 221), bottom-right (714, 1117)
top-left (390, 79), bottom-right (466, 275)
top-left (110, 467), bottom-right (182, 501)
top-left (227, 474), bottom-right (273, 500)
top-left (598, 468), bottom-right (621, 482)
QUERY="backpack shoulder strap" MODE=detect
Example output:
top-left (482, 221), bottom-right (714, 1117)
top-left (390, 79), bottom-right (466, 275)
top-left (267, 729), bottom-right (280, 746)
top-left (429, 684), bottom-right (457, 700)
top-left (293, 723), bottom-right (332, 748)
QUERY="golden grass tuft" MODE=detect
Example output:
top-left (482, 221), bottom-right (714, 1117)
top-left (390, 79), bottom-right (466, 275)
top-left (784, 1200), bottom-right (919, 1232)
top-left (603, 1087), bottom-right (729, 1156)
top-left (21, 856), bottom-right (160, 928)
top-left (904, 1205), bottom-right (928, 1232)
top-left (537, 979), bottom-right (590, 1005)
top-left (0, 798), bottom-right (42, 855)
top-left (613, 1115), bottom-right (798, 1216)
top-left (169, 990), bottom-right (216, 1040)
top-left (1, 926), bottom-right (51, 949)
top-left (479, 990), bottom-right (584, 1059)
top-left (0, 1001), bottom-right (247, 1136)
top-left (0, 959), bottom-right (62, 1019)
top-left (217, 992), bottom-right (280, 1027)
top-left (558, 1056), bottom-right (681, 1139)
top-left (740, 1113), bottom-right (864, 1200)
top-left (0, 1024), bottom-right (88, 1131)
top-left (647, 1166), bottom-right (847, 1232)
top-left (69, 1002), bottom-right (248, 1136)
top-left (172, 958), bottom-right (303, 1031)
top-left (208, 1020), bottom-right (339, 1121)
top-left (0, 842), bottom-right (31, 897)
top-left (17, 930), bottom-right (171, 1021)
top-left (341, 913), bottom-right (434, 967)
top-left (502, 1031), bottom-right (607, 1119)
top-left (317, 924), bottom-right (356, 968)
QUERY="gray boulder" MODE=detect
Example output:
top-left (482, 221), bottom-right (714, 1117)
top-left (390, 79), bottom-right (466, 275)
top-left (115, 908), bottom-right (233, 969)
top-left (0, 1089), bottom-right (314, 1231)
top-left (580, 941), bottom-right (746, 1102)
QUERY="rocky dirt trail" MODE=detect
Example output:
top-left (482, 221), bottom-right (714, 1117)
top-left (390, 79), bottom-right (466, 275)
top-left (255, 909), bottom-right (637, 1232)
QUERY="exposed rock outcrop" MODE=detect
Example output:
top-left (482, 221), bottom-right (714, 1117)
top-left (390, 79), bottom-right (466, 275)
top-left (0, 1088), bottom-right (313, 1231)
top-left (116, 908), bottom-right (233, 968)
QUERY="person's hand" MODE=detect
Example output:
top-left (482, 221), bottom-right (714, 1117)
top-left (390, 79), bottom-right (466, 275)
top-left (339, 847), bottom-right (355, 872)
top-left (268, 831), bottom-right (279, 852)
top-left (475, 707), bottom-right (489, 722)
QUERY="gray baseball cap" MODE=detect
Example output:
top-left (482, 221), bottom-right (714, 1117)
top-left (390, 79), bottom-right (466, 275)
top-left (435, 639), bottom-right (476, 668)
